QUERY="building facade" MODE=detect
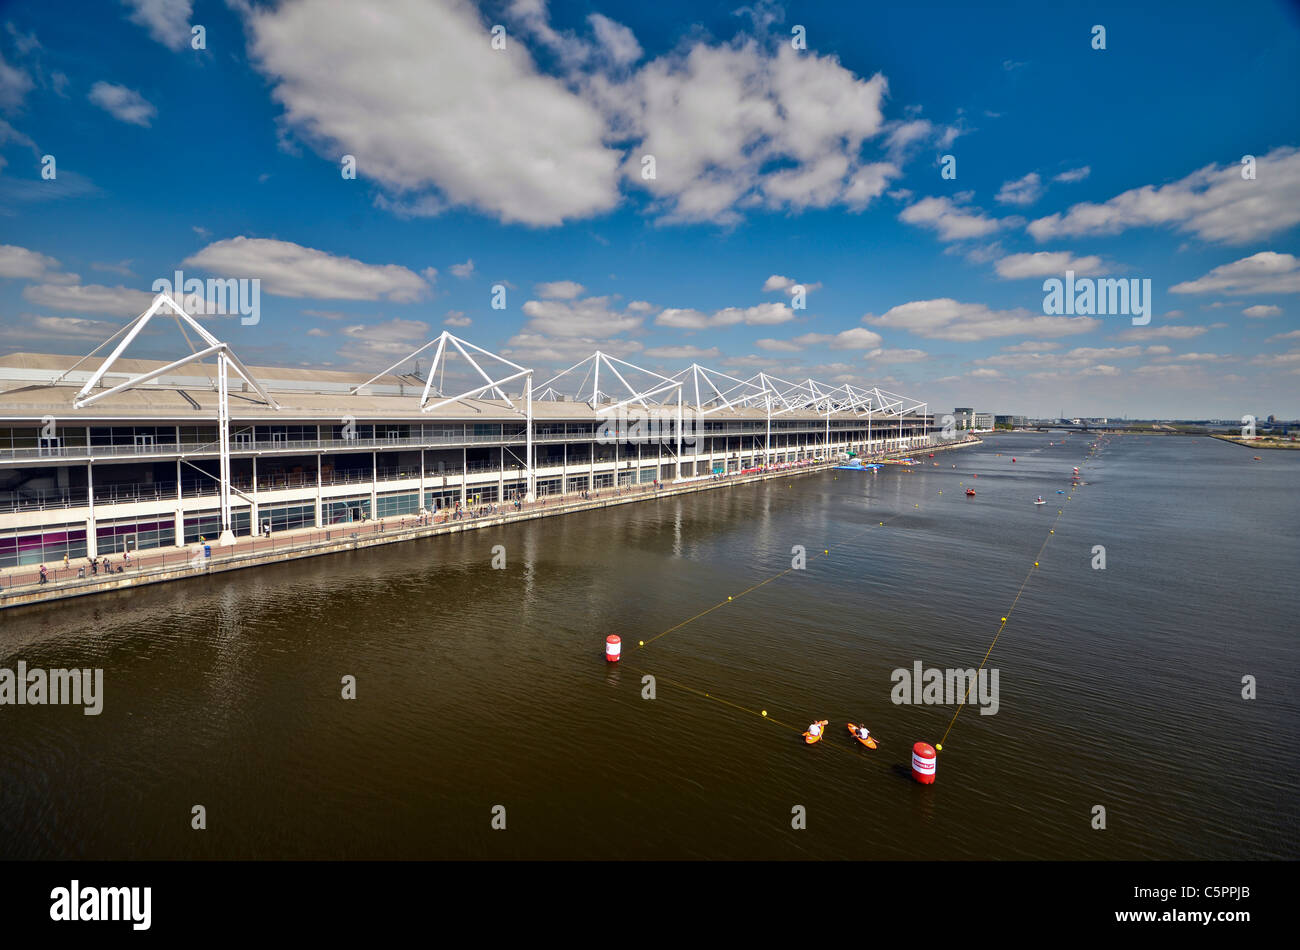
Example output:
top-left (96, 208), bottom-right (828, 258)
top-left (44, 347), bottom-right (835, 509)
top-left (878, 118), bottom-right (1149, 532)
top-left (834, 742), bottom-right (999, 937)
top-left (1, 319), bottom-right (935, 568)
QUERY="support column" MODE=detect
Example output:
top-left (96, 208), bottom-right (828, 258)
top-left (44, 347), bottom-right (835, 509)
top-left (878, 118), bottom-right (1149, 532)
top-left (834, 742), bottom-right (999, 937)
top-left (251, 455), bottom-right (260, 536)
top-left (217, 351), bottom-right (235, 545)
top-left (766, 399), bottom-right (772, 468)
top-left (370, 449), bottom-right (379, 518)
top-left (675, 390), bottom-right (684, 481)
top-left (87, 461), bottom-right (98, 558)
top-left (174, 457), bottom-right (183, 547)
top-left (524, 373), bottom-right (535, 501)
top-left (460, 446), bottom-right (467, 507)
top-left (315, 453), bottom-right (323, 527)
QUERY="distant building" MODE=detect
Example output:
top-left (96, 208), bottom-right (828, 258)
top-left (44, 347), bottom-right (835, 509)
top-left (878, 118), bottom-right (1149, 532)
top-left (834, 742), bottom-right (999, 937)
top-left (994, 414), bottom-right (1028, 428)
top-left (948, 408), bottom-right (993, 432)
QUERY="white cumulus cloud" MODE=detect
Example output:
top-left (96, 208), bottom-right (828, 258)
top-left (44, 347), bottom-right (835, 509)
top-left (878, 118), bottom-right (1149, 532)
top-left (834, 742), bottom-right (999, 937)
top-left (246, 0), bottom-right (622, 226)
top-left (1169, 252), bottom-right (1300, 296)
top-left (88, 82), bottom-right (157, 126)
top-left (900, 196), bottom-right (1011, 242)
top-left (121, 0), bottom-right (193, 51)
top-left (184, 237), bottom-right (430, 302)
top-left (996, 172), bottom-right (1044, 207)
top-left (994, 251), bottom-right (1104, 279)
top-left (1028, 147), bottom-right (1300, 245)
top-left (863, 298), bottom-right (1099, 342)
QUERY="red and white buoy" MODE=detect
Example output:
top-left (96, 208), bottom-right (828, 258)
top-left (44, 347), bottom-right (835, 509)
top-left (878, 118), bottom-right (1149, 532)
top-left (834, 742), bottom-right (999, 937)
top-left (605, 635), bottom-right (621, 663)
top-left (911, 742), bottom-right (937, 785)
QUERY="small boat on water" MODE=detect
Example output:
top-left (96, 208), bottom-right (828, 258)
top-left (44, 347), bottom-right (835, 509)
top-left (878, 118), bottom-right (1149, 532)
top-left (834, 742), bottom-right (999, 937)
top-left (965, 488), bottom-right (976, 496)
top-left (835, 459), bottom-right (882, 471)
top-left (1056, 489), bottom-right (1066, 494)
top-left (803, 720), bottom-right (828, 745)
top-left (1034, 496), bottom-right (1046, 505)
top-left (846, 723), bottom-right (878, 749)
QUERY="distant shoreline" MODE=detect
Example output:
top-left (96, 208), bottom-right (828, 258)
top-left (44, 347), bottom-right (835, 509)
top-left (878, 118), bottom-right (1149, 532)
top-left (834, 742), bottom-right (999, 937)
top-left (996, 427), bottom-right (1297, 443)
top-left (1210, 434), bottom-right (1300, 450)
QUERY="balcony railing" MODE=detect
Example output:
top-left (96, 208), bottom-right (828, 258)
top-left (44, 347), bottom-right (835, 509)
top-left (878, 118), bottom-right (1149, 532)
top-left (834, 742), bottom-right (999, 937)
top-left (0, 424), bottom-right (894, 462)
top-left (0, 435), bottom-right (935, 515)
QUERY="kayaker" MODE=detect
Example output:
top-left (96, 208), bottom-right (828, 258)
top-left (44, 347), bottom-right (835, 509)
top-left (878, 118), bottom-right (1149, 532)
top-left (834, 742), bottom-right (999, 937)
top-left (807, 721), bottom-right (823, 738)
top-left (856, 725), bottom-right (870, 742)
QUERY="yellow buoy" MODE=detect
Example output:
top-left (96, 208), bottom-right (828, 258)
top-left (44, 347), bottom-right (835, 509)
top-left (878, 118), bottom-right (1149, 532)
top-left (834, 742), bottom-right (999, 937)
top-left (1034, 562), bottom-right (1039, 567)
top-left (761, 710), bottom-right (767, 717)
top-left (936, 743), bottom-right (942, 752)
top-left (727, 595), bottom-right (733, 601)
top-left (638, 640), bottom-right (644, 646)
top-left (1001, 617), bottom-right (1007, 622)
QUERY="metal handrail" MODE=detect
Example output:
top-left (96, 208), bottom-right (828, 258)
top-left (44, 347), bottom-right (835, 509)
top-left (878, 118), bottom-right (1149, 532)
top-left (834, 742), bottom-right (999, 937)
top-left (0, 422), bottom-right (905, 461)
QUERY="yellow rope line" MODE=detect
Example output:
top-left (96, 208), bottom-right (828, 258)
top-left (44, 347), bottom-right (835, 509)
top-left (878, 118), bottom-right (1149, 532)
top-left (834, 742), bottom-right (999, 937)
top-left (637, 518), bottom-right (886, 650)
top-left (937, 456), bottom-right (1092, 750)
top-left (623, 442), bottom-right (1099, 763)
top-left (622, 663), bottom-right (869, 761)
top-left (623, 663), bottom-right (800, 733)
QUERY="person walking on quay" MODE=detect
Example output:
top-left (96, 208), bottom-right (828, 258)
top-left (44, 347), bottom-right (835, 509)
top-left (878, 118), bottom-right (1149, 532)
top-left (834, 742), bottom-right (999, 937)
top-left (88, 557), bottom-right (97, 577)
top-left (39, 563), bottom-right (48, 585)
top-left (63, 553), bottom-right (70, 571)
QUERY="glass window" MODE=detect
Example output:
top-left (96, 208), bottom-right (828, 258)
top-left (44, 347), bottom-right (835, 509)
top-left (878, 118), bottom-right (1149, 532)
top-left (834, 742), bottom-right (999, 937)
top-left (374, 492), bottom-right (419, 518)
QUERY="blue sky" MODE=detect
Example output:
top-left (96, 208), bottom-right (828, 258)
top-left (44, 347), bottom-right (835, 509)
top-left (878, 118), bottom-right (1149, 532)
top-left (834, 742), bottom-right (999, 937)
top-left (1, 0), bottom-right (1298, 417)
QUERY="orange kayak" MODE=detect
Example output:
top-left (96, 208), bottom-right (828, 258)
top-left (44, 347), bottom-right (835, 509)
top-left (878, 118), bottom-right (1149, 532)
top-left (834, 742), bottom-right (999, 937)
top-left (846, 723), bottom-right (878, 749)
top-left (802, 720), bottom-right (828, 744)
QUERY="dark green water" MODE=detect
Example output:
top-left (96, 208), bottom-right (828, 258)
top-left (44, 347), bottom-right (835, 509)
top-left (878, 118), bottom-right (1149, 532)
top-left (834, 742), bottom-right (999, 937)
top-left (1, 433), bottom-right (1296, 859)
